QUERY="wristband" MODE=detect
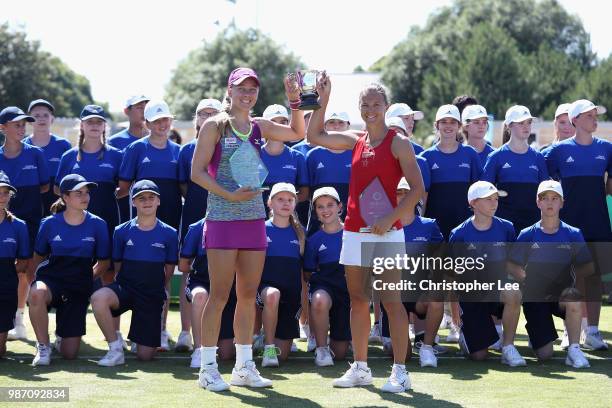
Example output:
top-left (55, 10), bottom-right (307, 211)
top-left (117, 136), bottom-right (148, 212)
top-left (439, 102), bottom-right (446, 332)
top-left (289, 99), bottom-right (301, 110)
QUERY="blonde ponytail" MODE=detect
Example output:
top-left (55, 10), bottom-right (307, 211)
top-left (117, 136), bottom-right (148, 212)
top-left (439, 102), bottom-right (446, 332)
top-left (50, 197), bottom-right (67, 214)
top-left (289, 212), bottom-right (305, 256)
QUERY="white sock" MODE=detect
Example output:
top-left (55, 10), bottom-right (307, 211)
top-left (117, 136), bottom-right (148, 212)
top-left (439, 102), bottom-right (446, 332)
top-left (235, 344), bottom-right (252, 368)
top-left (495, 324), bottom-right (503, 334)
top-left (502, 344), bottom-right (514, 352)
top-left (109, 338), bottom-right (123, 351)
top-left (15, 308), bottom-right (25, 325)
top-left (264, 344), bottom-right (275, 349)
top-left (392, 363), bottom-right (406, 370)
top-left (201, 346), bottom-right (217, 367)
top-left (354, 361), bottom-right (368, 369)
top-left (587, 325), bottom-right (599, 335)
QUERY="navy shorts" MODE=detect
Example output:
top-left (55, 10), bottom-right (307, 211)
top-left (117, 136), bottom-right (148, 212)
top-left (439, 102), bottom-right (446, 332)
top-left (523, 302), bottom-right (566, 350)
top-left (380, 301), bottom-right (427, 338)
top-left (0, 297), bottom-right (17, 333)
top-left (459, 302), bottom-right (504, 354)
top-left (257, 285), bottom-right (301, 341)
top-left (308, 282), bottom-right (351, 341)
top-left (108, 282), bottom-right (164, 348)
top-left (185, 274), bottom-right (236, 341)
top-left (34, 277), bottom-right (89, 338)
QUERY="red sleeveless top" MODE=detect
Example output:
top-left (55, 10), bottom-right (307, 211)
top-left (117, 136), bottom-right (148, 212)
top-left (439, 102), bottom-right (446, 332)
top-left (344, 129), bottom-right (403, 232)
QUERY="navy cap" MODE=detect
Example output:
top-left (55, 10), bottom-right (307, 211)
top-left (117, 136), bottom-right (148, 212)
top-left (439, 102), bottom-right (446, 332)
top-left (131, 179), bottom-right (160, 198)
top-left (28, 99), bottom-right (55, 114)
top-left (59, 174), bottom-right (97, 194)
top-left (0, 107), bottom-right (35, 125)
top-left (80, 105), bottom-right (107, 121)
top-left (0, 171), bottom-right (17, 193)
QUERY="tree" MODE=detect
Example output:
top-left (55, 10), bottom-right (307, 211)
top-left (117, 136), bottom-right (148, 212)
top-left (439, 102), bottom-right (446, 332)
top-left (0, 24), bottom-right (94, 117)
top-left (166, 27), bottom-right (303, 120)
top-left (566, 56), bottom-right (612, 121)
top-left (379, 0), bottom-right (595, 125)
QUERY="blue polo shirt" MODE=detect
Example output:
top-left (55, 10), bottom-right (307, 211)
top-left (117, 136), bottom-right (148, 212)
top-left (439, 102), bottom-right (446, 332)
top-left (180, 219), bottom-right (207, 282)
top-left (23, 134), bottom-right (72, 183)
top-left (178, 140), bottom-right (208, 240)
top-left (304, 228), bottom-right (345, 290)
top-left (482, 144), bottom-right (549, 233)
top-left (544, 137), bottom-right (612, 241)
top-left (119, 136), bottom-right (182, 231)
top-left (0, 143), bottom-right (50, 238)
top-left (34, 212), bottom-right (109, 294)
top-left (56, 146), bottom-right (123, 237)
top-left (261, 219), bottom-right (302, 295)
top-left (420, 144), bottom-right (482, 239)
top-left (0, 215), bottom-right (31, 298)
top-left (113, 218), bottom-right (178, 299)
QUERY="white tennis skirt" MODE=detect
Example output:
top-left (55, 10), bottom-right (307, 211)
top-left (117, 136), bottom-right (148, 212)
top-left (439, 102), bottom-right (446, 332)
top-left (339, 228), bottom-right (406, 267)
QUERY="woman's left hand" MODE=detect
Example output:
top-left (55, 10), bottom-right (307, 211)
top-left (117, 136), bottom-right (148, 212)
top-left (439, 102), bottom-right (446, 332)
top-left (284, 74), bottom-right (301, 102)
top-left (370, 214), bottom-right (395, 236)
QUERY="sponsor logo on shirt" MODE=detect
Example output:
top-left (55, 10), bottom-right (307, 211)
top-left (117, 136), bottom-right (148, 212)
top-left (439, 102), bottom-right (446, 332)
top-left (151, 242), bottom-right (165, 249)
top-left (282, 165), bottom-right (296, 170)
top-left (493, 242), bottom-right (506, 247)
top-left (99, 163), bottom-right (114, 169)
top-left (318, 244), bottom-right (327, 251)
top-left (171, 159), bottom-right (178, 164)
top-left (431, 163), bottom-right (440, 170)
top-left (566, 156), bottom-right (574, 163)
top-left (502, 163), bottom-right (512, 169)
top-left (82, 237), bottom-right (95, 242)
top-left (345, 164), bottom-right (351, 168)
top-left (50, 157), bottom-right (60, 162)
top-left (412, 237), bottom-right (427, 242)
top-left (459, 163), bottom-right (470, 168)
top-left (3, 238), bottom-right (16, 244)
top-left (290, 239), bottom-right (300, 245)
top-left (126, 239), bottom-right (134, 246)
top-left (557, 244), bottom-right (571, 250)
top-left (529, 165), bottom-right (538, 171)
top-left (22, 165), bottom-right (37, 170)
top-left (52, 235), bottom-right (62, 242)
top-left (142, 157), bottom-right (151, 163)
top-left (317, 162), bottom-right (325, 169)
top-left (595, 155), bottom-right (605, 160)
top-left (531, 243), bottom-right (540, 249)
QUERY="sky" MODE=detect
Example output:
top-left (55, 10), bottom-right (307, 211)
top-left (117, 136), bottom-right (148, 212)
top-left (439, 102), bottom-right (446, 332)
top-left (4, 0), bottom-right (611, 112)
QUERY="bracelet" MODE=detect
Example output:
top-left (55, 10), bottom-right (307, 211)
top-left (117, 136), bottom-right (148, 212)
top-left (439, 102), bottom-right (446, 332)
top-left (289, 99), bottom-right (301, 110)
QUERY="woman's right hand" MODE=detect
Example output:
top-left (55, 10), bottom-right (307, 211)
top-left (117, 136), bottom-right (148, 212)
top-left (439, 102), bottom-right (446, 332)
top-left (227, 186), bottom-right (260, 202)
top-left (316, 71), bottom-right (331, 105)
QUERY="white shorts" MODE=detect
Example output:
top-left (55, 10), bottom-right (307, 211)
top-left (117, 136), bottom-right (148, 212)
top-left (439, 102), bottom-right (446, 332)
top-left (339, 229), bottom-right (406, 267)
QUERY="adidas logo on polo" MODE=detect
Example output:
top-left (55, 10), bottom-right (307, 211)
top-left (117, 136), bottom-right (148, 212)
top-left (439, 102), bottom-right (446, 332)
top-left (467, 243), bottom-right (477, 250)
top-left (142, 157), bottom-right (151, 163)
top-left (52, 235), bottom-right (62, 242)
top-left (267, 236), bottom-right (272, 243)
top-left (566, 156), bottom-right (574, 163)
top-left (126, 239), bottom-right (134, 246)
top-left (596, 155), bottom-right (605, 160)
top-left (319, 244), bottom-right (327, 252)
top-left (432, 163), bottom-right (440, 170)
top-left (532, 243), bottom-right (540, 249)
top-left (502, 163), bottom-right (511, 169)
top-left (74, 163), bottom-right (80, 169)
top-left (317, 162), bottom-right (325, 169)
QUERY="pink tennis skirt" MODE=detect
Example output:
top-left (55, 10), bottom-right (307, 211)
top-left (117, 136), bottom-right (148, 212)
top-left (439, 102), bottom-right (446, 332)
top-left (204, 219), bottom-right (267, 250)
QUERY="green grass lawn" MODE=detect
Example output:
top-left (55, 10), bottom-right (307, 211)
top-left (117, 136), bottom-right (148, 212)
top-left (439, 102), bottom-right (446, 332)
top-left (2, 305), bottom-right (611, 408)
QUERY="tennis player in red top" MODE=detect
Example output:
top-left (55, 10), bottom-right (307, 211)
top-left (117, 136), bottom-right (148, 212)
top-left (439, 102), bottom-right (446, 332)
top-left (307, 72), bottom-right (424, 393)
